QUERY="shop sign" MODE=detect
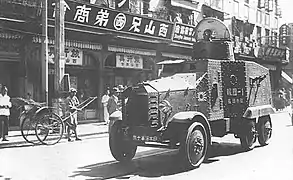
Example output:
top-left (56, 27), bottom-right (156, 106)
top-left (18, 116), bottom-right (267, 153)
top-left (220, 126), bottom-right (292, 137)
top-left (172, 23), bottom-right (196, 45)
top-left (233, 36), bottom-right (254, 56)
top-left (48, 46), bottom-right (83, 66)
top-left (116, 53), bottom-right (143, 69)
top-left (48, 0), bottom-right (174, 40)
top-left (257, 46), bottom-right (289, 62)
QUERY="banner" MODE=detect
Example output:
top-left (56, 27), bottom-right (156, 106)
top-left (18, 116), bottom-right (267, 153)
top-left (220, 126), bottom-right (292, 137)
top-left (48, 0), bottom-right (174, 40)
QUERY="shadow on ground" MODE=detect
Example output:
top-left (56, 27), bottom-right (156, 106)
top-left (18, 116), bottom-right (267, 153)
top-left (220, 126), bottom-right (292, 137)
top-left (70, 141), bottom-right (250, 180)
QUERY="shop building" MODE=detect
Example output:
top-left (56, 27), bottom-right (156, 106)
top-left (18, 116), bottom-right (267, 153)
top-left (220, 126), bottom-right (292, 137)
top-left (0, 0), bottom-right (286, 125)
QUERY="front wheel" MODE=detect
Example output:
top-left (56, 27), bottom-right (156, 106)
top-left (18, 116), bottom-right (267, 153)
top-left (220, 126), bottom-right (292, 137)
top-left (240, 120), bottom-right (257, 151)
top-left (35, 112), bottom-right (64, 145)
top-left (257, 116), bottom-right (272, 146)
top-left (109, 120), bottom-right (137, 162)
top-left (179, 122), bottom-right (208, 168)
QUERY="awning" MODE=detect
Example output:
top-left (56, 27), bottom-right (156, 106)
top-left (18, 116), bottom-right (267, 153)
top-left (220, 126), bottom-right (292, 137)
top-left (171, 0), bottom-right (200, 11)
top-left (281, 71), bottom-right (293, 84)
top-left (157, 59), bottom-right (186, 65)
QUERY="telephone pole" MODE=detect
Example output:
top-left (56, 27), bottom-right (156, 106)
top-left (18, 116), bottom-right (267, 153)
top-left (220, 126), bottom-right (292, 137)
top-left (41, 0), bottom-right (48, 105)
top-left (54, 0), bottom-right (65, 97)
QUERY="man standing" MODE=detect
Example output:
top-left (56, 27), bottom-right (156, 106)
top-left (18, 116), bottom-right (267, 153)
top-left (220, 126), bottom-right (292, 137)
top-left (0, 86), bottom-right (11, 141)
top-left (65, 88), bottom-right (81, 142)
top-left (107, 87), bottom-right (120, 116)
top-left (101, 87), bottom-right (110, 124)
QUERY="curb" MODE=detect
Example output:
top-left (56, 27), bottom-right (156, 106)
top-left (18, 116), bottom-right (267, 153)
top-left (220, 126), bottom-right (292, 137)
top-left (0, 129), bottom-right (109, 148)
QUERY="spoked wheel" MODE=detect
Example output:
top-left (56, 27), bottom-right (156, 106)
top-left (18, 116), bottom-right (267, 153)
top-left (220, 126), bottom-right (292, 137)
top-left (20, 115), bottom-right (41, 145)
top-left (109, 120), bottom-right (137, 162)
top-left (240, 120), bottom-right (257, 151)
top-left (180, 122), bottom-right (208, 168)
top-left (257, 116), bottom-right (272, 146)
top-left (35, 113), bottom-right (64, 145)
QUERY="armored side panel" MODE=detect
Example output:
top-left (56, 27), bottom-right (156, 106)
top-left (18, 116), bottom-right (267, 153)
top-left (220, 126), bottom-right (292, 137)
top-left (221, 61), bottom-right (248, 118)
top-left (207, 60), bottom-right (224, 120)
top-left (245, 61), bottom-right (271, 107)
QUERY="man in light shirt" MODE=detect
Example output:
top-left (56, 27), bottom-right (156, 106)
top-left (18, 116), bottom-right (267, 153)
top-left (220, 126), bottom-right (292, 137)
top-left (0, 86), bottom-right (11, 141)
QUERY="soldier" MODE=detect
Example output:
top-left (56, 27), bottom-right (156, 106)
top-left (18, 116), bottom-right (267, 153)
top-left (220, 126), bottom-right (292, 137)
top-left (65, 88), bottom-right (81, 142)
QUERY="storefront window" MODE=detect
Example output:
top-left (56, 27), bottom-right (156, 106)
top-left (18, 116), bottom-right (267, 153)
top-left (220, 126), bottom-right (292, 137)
top-left (211, 0), bottom-right (223, 10)
top-left (256, 9), bottom-right (262, 24)
top-left (130, 0), bottom-right (142, 14)
top-left (204, 0), bottom-right (211, 6)
top-left (233, 0), bottom-right (239, 17)
top-left (265, 12), bottom-right (270, 26)
top-left (244, 4), bottom-right (249, 19)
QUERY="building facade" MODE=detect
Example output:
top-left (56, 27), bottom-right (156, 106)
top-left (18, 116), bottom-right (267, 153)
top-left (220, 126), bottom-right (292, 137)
top-left (0, 0), bottom-right (285, 126)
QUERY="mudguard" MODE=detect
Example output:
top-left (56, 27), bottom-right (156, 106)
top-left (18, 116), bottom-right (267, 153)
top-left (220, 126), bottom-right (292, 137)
top-left (108, 111), bottom-right (122, 132)
top-left (34, 106), bottom-right (56, 117)
top-left (243, 105), bottom-right (275, 119)
top-left (168, 111), bottom-right (212, 145)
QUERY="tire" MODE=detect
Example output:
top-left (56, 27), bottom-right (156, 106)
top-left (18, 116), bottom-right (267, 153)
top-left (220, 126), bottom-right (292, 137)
top-left (179, 122), bottom-right (208, 168)
top-left (20, 114), bottom-right (40, 145)
top-left (109, 120), bottom-right (137, 162)
top-left (35, 112), bottom-right (64, 145)
top-left (257, 116), bottom-right (272, 146)
top-left (240, 120), bottom-right (257, 151)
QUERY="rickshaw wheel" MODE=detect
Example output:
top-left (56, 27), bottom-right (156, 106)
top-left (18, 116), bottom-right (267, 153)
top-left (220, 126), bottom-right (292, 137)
top-left (20, 115), bottom-right (41, 145)
top-left (35, 112), bottom-right (64, 145)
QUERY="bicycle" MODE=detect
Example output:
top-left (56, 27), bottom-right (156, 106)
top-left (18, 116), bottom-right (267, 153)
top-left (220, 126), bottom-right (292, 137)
top-left (34, 96), bottom-right (97, 145)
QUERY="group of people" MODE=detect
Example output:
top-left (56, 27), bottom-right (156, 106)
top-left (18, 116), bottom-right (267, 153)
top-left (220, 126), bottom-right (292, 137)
top-left (101, 86), bottom-right (125, 124)
top-left (0, 83), bottom-right (124, 142)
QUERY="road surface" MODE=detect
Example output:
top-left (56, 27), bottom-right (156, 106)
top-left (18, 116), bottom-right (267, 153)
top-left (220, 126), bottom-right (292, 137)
top-left (0, 113), bottom-right (292, 180)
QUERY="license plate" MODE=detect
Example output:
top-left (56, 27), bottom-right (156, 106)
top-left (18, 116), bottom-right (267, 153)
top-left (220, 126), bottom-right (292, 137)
top-left (133, 135), bottom-right (158, 142)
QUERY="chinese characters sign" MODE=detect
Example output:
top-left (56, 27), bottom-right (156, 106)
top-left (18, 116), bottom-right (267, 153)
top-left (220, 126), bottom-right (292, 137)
top-left (49, 46), bottom-right (83, 66)
top-left (257, 45), bottom-right (288, 62)
top-left (48, 0), bottom-right (174, 40)
top-left (116, 53), bottom-right (143, 69)
top-left (172, 23), bottom-right (196, 44)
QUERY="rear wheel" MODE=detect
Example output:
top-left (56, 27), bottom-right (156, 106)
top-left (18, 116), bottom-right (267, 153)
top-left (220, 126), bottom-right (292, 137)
top-left (35, 112), bottom-right (64, 145)
top-left (257, 116), bottom-right (272, 146)
top-left (180, 122), bottom-right (208, 168)
top-left (240, 120), bottom-right (257, 151)
top-left (20, 115), bottom-right (40, 145)
top-left (109, 120), bottom-right (137, 162)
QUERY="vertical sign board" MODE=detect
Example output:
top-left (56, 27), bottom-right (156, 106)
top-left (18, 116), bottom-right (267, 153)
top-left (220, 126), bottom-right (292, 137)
top-left (279, 24), bottom-right (289, 46)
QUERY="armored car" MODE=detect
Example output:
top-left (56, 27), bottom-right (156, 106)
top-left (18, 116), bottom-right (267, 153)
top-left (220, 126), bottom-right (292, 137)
top-left (109, 18), bottom-right (274, 168)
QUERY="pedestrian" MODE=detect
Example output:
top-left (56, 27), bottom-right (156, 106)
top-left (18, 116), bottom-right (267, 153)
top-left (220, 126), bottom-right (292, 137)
top-left (0, 86), bottom-right (11, 141)
top-left (107, 87), bottom-right (120, 116)
top-left (65, 88), bottom-right (81, 142)
top-left (101, 87), bottom-right (110, 124)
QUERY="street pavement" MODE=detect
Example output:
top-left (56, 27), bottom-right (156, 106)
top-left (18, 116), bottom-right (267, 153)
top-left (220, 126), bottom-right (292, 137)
top-left (0, 111), bottom-right (292, 180)
top-left (0, 121), bottom-right (109, 148)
